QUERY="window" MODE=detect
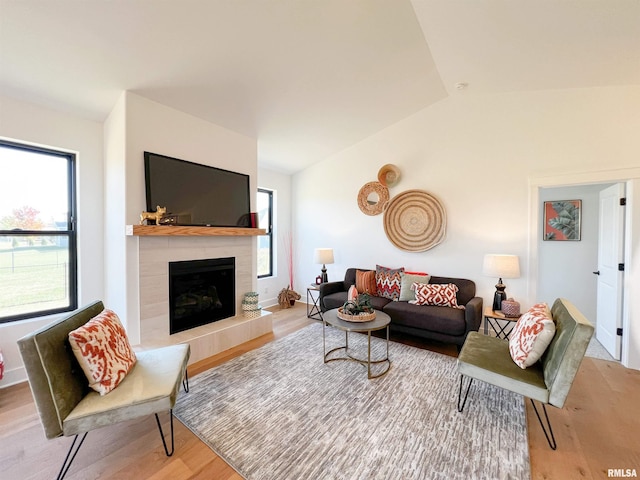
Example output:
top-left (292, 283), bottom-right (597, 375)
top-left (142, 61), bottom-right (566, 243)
top-left (0, 140), bottom-right (77, 323)
top-left (257, 188), bottom-right (273, 278)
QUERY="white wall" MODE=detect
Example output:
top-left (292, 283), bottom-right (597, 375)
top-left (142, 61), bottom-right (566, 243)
top-left (292, 85), bottom-right (640, 369)
top-left (104, 92), bottom-right (258, 344)
top-left (103, 93), bottom-right (128, 324)
top-left (538, 184), bottom-right (610, 323)
top-left (257, 167), bottom-right (292, 306)
top-left (0, 95), bottom-right (104, 387)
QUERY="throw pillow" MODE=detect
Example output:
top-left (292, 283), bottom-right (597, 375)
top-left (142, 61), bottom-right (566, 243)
top-left (410, 283), bottom-right (464, 309)
top-left (68, 309), bottom-right (137, 395)
top-left (355, 270), bottom-right (377, 296)
top-left (399, 272), bottom-right (431, 302)
top-left (375, 265), bottom-right (405, 301)
top-left (509, 303), bottom-right (555, 369)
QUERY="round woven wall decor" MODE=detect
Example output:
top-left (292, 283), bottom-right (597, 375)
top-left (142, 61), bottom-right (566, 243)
top-left (377, 164), bottom-right (401, 188)
top-left (383, 189), bottom-right (446, 252)
top-left (357, 181), bottom-right (390, 216)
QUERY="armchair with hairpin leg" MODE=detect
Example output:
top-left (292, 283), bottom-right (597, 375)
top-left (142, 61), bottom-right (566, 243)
top-left (17, 300), bottom-right (190, 479)
top-left (456, 298), bottom-right (593, 450)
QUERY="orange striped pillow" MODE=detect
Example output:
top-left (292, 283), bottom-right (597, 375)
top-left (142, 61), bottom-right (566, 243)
top-left (355, 270), bottom-right (377, 295)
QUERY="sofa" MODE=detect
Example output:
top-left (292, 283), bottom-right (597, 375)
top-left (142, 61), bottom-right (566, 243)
top-left (319, 268), bottom-right (483, 348)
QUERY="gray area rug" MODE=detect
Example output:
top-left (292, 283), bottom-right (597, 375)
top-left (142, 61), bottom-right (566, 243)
top-left (174, 323), bottom-right (530, 480)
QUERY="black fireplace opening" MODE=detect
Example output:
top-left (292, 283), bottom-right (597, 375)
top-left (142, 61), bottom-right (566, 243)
top-left (169, 257), bottom-right (235, 334)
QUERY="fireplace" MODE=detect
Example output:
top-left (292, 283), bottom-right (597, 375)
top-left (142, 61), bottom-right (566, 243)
top-left (169, 257), bottom-right (235, 334)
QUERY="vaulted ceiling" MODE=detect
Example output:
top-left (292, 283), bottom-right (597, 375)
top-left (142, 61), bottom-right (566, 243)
top-left (1, 1), bottom-right (638, 173)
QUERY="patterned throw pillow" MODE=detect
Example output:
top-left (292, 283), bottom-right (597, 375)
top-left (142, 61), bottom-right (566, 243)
top-left (410, 283), bottom-right (463, 309)
top-left (68, 309), bottom-right (137, 395)
top-left (509, 303), bottom-right (555, 369)
top-left (355, 270), bottom-right (377, 295)
top-left (375, 265), bottom-right (405, 301)
top-left (399, 272), bottom-right (431, 302)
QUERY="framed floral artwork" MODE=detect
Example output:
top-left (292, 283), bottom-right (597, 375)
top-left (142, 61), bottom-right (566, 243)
top-left (543, 200), bottom-right (581, 241)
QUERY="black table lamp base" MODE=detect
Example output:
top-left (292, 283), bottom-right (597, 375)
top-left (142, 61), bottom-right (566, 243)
top-left (492, 278), bottom-right (507, 311)
top-left (320, 265), bottom-right (328, 283)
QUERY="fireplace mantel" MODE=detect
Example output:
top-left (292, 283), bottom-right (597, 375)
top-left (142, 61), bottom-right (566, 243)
top-left (126, 225), bottom-right (266, 236)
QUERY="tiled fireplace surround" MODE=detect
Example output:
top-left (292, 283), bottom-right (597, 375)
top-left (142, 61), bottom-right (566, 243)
top-left (136, 235), bottom-right (272, 364)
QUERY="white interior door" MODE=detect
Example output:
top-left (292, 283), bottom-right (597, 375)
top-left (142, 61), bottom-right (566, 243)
top-left (596, 183), bottom-right (625, 360)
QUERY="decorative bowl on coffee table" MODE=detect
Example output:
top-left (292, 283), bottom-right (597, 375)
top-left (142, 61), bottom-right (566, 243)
top-left (336, 307), bottom-right (376, 323)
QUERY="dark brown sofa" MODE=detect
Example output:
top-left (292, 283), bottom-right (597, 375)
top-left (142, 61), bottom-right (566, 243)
top-left (319, 268), bottom-right (483, 347)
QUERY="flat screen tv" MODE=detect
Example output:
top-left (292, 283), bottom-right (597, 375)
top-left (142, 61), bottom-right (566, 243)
top-left (144, 151), bottom-right (251, 227)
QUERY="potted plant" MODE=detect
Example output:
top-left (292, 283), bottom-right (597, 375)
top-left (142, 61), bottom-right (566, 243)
top-left (338, 293), bottom-right (375, 321)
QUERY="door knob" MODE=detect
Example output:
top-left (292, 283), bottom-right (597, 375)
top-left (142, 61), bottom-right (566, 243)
top-left (593, 271), bottom-right (600, 275)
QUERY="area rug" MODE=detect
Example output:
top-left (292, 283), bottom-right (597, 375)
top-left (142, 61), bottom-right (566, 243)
top-left (174, 323), bottom-right (530, 480)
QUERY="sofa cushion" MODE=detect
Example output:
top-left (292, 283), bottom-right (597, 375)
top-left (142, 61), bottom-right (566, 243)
top-left (68, 309), bottom-right (137, 395)
top-left (321, 291), bottom-right (349, 311)
top-left (383, 301), bottom-right (467, 336)
top-left (356, 270), bottom-right (377, 295)
top-left (368, 295), bottom-right (394, 311)
top-left (399, 272), bottom-right (431, 302)
top-left (376, 264), bottom-right (405, 301)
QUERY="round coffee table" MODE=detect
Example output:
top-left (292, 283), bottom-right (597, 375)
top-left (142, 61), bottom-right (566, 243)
top-left (322, 308), bottom-right (391, 379)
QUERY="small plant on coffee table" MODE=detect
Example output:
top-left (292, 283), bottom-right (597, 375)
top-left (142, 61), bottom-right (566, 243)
top-left (342, 293), bottom-right (373, 316)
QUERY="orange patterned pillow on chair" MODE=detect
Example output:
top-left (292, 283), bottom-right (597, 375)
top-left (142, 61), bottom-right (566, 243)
top-left (508, 303), bottom-right (555, 369)
top-left (68, 309), bottom-right (137, 395)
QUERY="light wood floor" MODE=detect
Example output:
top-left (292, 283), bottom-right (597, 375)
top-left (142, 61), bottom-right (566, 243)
top-left (1, 304), bottom-right (638, 479)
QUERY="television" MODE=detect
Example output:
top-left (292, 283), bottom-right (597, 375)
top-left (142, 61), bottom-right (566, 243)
top-left (143, 151), bottom-right (251, 227)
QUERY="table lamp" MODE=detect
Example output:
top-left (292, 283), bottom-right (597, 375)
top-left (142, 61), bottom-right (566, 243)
top-left (482, 254), bottom-right (520, 311)
top-left (314, 248), bottom-right (334, 283)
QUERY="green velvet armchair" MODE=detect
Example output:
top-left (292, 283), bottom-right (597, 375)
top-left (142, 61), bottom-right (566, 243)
top-left (456, 298), bottom-right (594, 450)
top-left (17, 300), bottom-right (190, 479)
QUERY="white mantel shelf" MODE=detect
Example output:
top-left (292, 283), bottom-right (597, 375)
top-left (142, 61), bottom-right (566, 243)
top-left (126, 225), bottom-right (266, 236)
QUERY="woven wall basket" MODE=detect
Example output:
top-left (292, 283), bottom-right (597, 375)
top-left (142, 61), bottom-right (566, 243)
top-left (383, 189), bottom-right (446, 252)
top-left (357, 181), bottom-right (390, 216)
top-left (377, 164), bottom-right (401, 188)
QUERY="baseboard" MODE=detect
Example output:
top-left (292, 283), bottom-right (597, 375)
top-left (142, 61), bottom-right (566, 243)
top-left (261, 297), bottom-right (278, 307)
top-left (0, 365), bottom-right (27, 389)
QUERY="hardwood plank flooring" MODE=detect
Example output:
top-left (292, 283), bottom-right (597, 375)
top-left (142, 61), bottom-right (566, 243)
top-left (1, 303), bottom-right (638, 479)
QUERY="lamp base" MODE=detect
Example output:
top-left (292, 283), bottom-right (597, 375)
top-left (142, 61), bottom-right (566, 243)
top-left (493, 291), bottom-right (507, 311)
top-left (492, 278), bottom-right (507, 311)
top-left (321, 266), bottom-right (328, 283)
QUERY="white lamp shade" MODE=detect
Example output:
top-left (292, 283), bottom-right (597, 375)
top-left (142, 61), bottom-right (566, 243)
top-left (313, 248), bottom-right (334, 265)
top-left (482, 254), bottom-right (520, 279)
